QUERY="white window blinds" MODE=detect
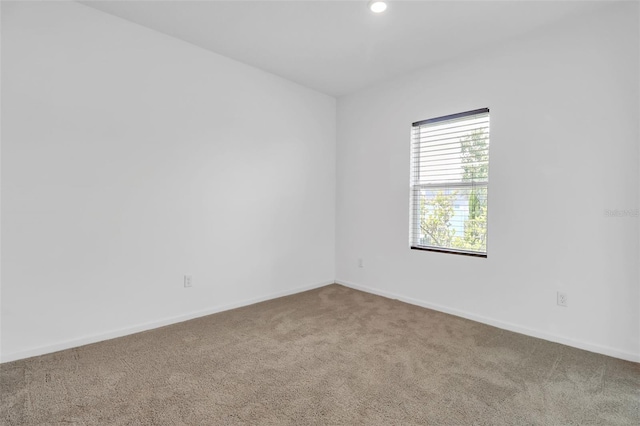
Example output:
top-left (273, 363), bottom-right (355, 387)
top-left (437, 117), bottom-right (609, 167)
top-left (410, 108), bottom-right (490, 256)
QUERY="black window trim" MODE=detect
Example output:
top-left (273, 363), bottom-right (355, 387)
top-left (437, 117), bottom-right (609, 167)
top-left (412, 107), bottom-right (490, 127)
top-left (410, 245), bottom-right (488, 258)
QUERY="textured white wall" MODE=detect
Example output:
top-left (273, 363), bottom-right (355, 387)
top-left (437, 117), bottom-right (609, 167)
top-left (335, 3), bottom-right (639, 361)
top-left (1, 1), bottom-right (336, 361)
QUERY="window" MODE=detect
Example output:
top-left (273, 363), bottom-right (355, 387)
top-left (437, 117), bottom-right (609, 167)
top-left (410, 108), bottom-right (490, 257)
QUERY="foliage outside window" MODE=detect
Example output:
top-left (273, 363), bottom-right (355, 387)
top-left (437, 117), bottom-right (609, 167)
top-left (410, 109), bottom-right (490, 257)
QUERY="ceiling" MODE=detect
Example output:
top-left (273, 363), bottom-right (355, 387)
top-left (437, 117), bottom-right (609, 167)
top-left (80, 0), bottom-right (612, 97)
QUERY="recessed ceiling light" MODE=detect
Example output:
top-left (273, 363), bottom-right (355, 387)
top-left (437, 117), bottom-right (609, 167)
top-left (369, 1), bottom-right (388, 14)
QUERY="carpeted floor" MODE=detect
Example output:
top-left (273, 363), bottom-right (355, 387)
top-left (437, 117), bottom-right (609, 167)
top-left (1, 284), bottom-right (639, 425)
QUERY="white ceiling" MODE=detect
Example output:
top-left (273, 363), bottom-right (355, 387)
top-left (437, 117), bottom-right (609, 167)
top-left (80, 0), bottom-right (612, 97)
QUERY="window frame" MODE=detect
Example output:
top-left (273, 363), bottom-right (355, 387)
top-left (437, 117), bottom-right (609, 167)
top-left (409, 108), bottom-right (490, 258)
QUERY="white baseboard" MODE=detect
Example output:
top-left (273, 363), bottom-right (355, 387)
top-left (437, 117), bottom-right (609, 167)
top-left (335, 279), bottom-right (640, 363)
top-left (1, 280), bottom-right (334, 363)
top-left (5, 279), bottom-right (637, 364)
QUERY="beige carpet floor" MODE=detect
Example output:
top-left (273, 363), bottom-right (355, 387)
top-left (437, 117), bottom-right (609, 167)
top-left (1, 284), bottom-right (639, 425)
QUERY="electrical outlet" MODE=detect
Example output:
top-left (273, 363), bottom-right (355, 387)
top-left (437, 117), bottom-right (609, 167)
top-left (358, 258), bottom-right (364, 268)
top-left (557, 291), bottom-right (567, 307)
top-left (184, 275), bottom-right (193, 288)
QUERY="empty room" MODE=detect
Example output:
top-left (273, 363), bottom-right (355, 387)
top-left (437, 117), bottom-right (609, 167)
top-left (1, 0), bottom-right (639, 424)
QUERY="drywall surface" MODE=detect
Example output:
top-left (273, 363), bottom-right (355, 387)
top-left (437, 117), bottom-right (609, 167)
top-left (336, 3), bottom-right (640, 361)
top-left (1, 1), bottom-right (336, 361)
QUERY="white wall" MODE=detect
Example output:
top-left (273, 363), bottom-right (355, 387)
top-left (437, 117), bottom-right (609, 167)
top-left (2, 1), bottom-right (638, 364)
top-left (1, 1), bottom-right (336, 362)
top-left (336, 3), bottom-right (640, 361)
